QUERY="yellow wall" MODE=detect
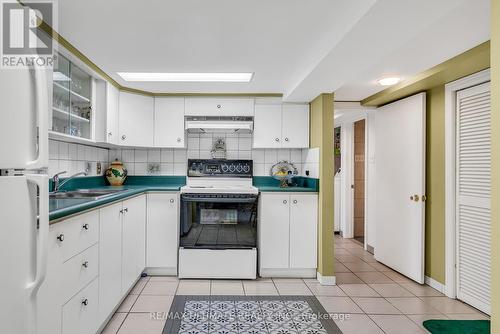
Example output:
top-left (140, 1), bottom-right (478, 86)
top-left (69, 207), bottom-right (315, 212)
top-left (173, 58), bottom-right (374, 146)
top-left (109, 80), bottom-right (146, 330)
top-left (425, 87), bottom-right (446, 283)
top-left (490, 0), bottom-right (499, 330)
top-left (310, 94), bottom-right (335, 277)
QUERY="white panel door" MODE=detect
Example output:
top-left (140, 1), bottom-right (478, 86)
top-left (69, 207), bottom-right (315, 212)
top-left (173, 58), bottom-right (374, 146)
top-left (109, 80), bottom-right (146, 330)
top-left (154, 98), bottom-right (185, 148)
top-left (119, 92), bottom-right (154, 147)
top-left (253, 104), bottom-right (282, 148)
top-left (146, 193), bottom-right (179, 268)
top-left (259, 193), bottom-right (290, 268)
top-left (456, 82), bottom-right (491, 314)
top-left (106, 83), bottom-right (120, 145)
top-left (374, 93), bottom-right (426, 284)
top-left (98, 202), bottom-right (122, 323)
top-left (289, 194), bottom-right (318, 269)
top-left (281, 104), bottom-right (309, 148)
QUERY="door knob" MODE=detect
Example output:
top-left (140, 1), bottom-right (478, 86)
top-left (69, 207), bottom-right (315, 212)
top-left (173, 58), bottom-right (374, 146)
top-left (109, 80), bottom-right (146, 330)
top-left (410, 195), bottom-right (420, 202)
top-left (82, 223), bottom-right (89, 230)
top-left (275, 138), bottom-right (280, 142)
top-left (57, 234), bottom-right (64, 242)
top-left (121, 135), bottom-right (126, 140)
top-left (285, 137), bottom-right (289, 142)
top-left (82, 261), bottom-right (89, 268)
top-left (177, 138), bottom-right (182, 142)
top-left (283, 200), bottom-right (287, 204)
top-left (293, 199), bottom-right (297, 204)
top-left (170, 198), bottom-right (174, 203)
top-left (81, 299), bottom-right (88, 306)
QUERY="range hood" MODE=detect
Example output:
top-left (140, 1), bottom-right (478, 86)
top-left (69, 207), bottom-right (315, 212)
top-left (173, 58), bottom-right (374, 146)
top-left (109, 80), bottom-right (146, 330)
top-left (185, 116), bottom-right (253, 134)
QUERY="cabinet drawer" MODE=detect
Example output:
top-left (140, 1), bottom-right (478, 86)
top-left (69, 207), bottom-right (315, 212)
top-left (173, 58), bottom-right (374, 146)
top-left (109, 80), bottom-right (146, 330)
top-left (50, 211), bottom-right (99, 262)
top-left (62, 278), bottom-right (99, 334)
top-left (61, 244), bottom-right (99, 303)
top-left (185, 98), bottom-right (254, 116)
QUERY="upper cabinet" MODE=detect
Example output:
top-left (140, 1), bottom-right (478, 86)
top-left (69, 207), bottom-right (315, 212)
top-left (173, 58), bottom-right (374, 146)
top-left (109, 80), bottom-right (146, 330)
top-left (154, 98), bottom-right (185, 148)
top-left (105, 84), bottom-right (120, 145)
top-left (118, 92), bottom-right (154, 147)
top-left (253, 103), bottom-right (309, 149)
top-left (185, 98), bottom-right (254, 116)
top-left (51, 53), bottom-right (94, 140)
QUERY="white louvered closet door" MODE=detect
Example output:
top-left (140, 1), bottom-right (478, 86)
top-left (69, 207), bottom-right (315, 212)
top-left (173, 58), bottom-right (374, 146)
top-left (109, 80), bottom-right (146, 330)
top-left (456, 81), bottom-right (491, 315)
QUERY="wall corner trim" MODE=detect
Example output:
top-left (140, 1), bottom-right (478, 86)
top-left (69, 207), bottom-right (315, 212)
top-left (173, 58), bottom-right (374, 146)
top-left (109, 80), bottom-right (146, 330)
top-left (317, 272), bottom-right (336, 286)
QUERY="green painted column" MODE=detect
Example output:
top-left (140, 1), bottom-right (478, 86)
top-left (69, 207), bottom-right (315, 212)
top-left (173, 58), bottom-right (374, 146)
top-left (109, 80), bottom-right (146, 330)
top-left (309, 93), bottom-right (335, 280)
top-left (490, 0), bottom-right (500, 330)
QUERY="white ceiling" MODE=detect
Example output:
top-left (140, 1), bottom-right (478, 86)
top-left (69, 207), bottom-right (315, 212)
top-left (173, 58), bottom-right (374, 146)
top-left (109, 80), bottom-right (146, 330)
top-left (58, 0), bottom-right (490, 102)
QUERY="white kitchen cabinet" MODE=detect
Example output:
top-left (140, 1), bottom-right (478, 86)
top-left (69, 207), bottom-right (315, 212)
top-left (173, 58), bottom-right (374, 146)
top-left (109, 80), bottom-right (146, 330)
top-left (253, 103), bottom-right (309, 149)
top-left (289, 194), bottom-right (318, 269)
top-left (185, 98), bottom-right (254, 116)
top-left (105, 83), bottom-right (120, 145)
top-left (122, 195), bottom-right (146, 293)
top-left (281, 104), bottom-right (309, 148)
top-left (146, 193), bottom-right (179, 272)
top-left (62, 278), bottom-right (99, 334)
top-left (119, 92), bottom-right (154, 147)
top-left (259, 192), bottom-right (318, 277)
top-left (259, 193), bottom-right (290, 268)
top-left (154, 98), bottom-right (185, 148)
top-left (98, 202), bottom-right (123, 323)
top-left (253, 104), bottom-right (282, 148)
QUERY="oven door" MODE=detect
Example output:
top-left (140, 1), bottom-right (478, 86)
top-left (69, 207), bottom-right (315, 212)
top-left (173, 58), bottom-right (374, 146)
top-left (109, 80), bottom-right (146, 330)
top-left (180, 193), bottom-right (258, 249)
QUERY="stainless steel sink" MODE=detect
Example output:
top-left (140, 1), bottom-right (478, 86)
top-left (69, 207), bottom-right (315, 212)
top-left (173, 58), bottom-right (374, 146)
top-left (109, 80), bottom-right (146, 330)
top-left (49, 189), bottom-right (127, 200)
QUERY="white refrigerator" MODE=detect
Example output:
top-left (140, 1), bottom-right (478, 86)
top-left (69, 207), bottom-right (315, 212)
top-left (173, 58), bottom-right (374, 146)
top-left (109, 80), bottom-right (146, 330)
top-left (0, 65), bottom-right (51, 334)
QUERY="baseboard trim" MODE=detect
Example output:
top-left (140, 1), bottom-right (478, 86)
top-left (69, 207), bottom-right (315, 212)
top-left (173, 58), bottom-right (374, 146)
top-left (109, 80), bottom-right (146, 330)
top-left (425, 276), bottom-right (445, 293)
top-left (144, 267), bottom-right (178, 276)
top-left (367, 244), bottom-right (374, 254)
top-left (317, 272), bottom-right (336, 286)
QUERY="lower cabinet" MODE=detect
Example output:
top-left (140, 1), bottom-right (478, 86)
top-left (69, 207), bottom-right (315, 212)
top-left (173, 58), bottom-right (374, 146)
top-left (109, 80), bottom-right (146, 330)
top-left (62, 278), bottom-right (99, 334)
top-left (258, 193), bottom-right (318, 277)
top-left (146, 193), bottom-right (179, 273)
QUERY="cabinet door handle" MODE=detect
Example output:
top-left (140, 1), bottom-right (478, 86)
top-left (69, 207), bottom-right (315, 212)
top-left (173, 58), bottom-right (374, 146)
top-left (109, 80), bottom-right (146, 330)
top-left (57, 234), bottom-right (64, 242)
top-left (177, 137), bottom-right (182, 143)
top-left (121, 134), bottom-right (126, 140)
top-left (123, 207), bottom-right (128, 213)
top-left (81, 299), bottom-right (88, 306)
top-left (285, 137), bottom-right (289, 142)
top-left (170, 198), bottom-right (175, 203)
top-left (275, 138), bottom-right (280, 142)
top-left (82, 261), bottom-right (89, 268)
top-left (82, 223), bottom-right (89, 230)
top-left (283, 200), bottom-right (287, 204)
top-left (293, 199), bottom-right (297, 204)
top-left (108, 132), bottom-right (112, 136)
top-left (217, 104), bottom-right (221, 109)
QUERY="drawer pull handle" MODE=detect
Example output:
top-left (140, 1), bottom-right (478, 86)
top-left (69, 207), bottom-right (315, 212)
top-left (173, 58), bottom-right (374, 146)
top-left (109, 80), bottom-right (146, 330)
top-left (82, 261), bottom-right (89, 268)
top-left (177, 137), bottom-right (182, 143)
top-left (275, 138), bottom-right (280, 142)
top-left (285, 137), bottom-right (289, 142)
top-left (170, 199), bottom-right (174, 203)
top-left (283, 200), bottom-right (287, 204)
top-left (123, 208), bottom-right (128, 213)
top-left (293, 199), bottom-right (297, 204)
top-left (81, 299), bottom-right (88, 306)
top-left (57, 234), bottom-right (64, 242)
top-left (217, 104), bottom-right (221, 109)
top-left (82, 223), bottom-right (89, 230)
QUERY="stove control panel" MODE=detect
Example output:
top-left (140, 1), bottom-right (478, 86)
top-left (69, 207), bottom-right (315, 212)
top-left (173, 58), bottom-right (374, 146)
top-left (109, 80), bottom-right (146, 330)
top-left (188, 159), bottom-right (253, 178)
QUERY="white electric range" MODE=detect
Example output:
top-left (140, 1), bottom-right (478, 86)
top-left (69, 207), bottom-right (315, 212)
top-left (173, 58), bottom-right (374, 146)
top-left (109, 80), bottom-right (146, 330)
top-left (178, 159), bottom-right (259, 279)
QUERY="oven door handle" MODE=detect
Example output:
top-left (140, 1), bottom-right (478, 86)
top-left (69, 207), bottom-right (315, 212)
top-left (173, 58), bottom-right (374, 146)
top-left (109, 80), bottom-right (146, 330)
top-left (181, 196), bottom-right (257, 204)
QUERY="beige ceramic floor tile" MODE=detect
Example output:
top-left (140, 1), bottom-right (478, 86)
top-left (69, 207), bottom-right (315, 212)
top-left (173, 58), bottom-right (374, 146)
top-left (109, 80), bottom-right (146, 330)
top-left (130, 295), bottom-right (173, 313)
top-left (407, 314), bottom-right (450, 332)
top-left (316, 296), bottom-right (364, 314)
top-left (116, 294), bottom-right (139, 313)
top-left (274, 282), bottom-right (312, 295)
top-left (101, 312), bottom-right (127, 334)
top-left (306, 282), bottom-right (347, 296)
top-left (420, 297), bottom-right (479, 314)
top-left (352, 297), bottom-right (402, 314)
top-left (335, 255), bottom-right (364, 263)
top-left (210, 281), bottom-right (245, 295)
top-left (369, 314), bottom-right (426, 334)
top-left (271, 278), bottom-right (304, 283)
top-left (141, 281), bottom-right (178, 295)
top-left (129, 277), bottom-right (150, 294)
top-left (334, 314), bottom-right (384, 334)
top-left (368, 262), bottom-right (394, 272)
top-left (117, 313), bottom-right (166, 334)
top-left (339, 284), bottom-right (380, 297)
top-left (446, 313), bottom-right (490, 320)
top-left (369, 284), bottom-right (415, 297)
top-left (176, 281), bottom-right (211, 295)
top-left (335, 272), bottom-right (364, 284)
top-left (243, 282), bottom-right (279, 295)
top-left (387, 297), bottom-right (443, 315)
top-left (334, 262), bottom-right (352, 273)
top-left (382, 271), bottom-right (414, 283)
top-left (343, 262), bottom-right (377, 272)
top-left (354, 271), bottom-right (394, 284)
top-left (399, 282), bottom-right (444, 296)
top-left (334, 248), bottom-right (352, 255)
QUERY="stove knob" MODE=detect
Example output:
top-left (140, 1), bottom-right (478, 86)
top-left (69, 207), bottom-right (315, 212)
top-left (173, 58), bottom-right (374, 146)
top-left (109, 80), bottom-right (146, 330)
top-left (229, 165), bottom-right (236, 172)
top-left (243, 165), bottom-right (250, 173)
top-left (221, 164), bottom-right (229, 173)
top-left (236, 164), bottom-right (243, 172)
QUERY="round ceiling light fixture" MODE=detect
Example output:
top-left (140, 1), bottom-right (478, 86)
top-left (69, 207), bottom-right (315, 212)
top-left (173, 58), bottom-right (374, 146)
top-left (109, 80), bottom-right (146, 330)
top-left (377, 76), bottom-right (401, 86)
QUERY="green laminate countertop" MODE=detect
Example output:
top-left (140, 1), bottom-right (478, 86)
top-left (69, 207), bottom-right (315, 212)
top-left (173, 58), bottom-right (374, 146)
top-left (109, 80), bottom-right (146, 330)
top-left (49, 175), bottom-right (319, 222)
top-left (49, 176), bottom-right (185, 222)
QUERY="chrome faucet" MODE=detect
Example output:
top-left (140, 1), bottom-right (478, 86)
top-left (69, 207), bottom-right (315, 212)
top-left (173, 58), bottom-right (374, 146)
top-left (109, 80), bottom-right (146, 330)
top-left (52, 171), bottom-right (87, 192)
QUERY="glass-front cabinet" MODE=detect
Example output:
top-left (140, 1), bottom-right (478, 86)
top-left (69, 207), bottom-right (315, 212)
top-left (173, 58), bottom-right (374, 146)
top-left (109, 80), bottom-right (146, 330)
top-left (52, 53), bottom-right (93, 139)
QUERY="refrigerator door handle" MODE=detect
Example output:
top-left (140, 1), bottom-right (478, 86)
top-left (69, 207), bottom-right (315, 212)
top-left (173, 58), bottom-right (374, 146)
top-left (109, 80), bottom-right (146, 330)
top-left (26, 174), bottom-right (49, 296)
top-left (26, 67), bottom-right (49, 169)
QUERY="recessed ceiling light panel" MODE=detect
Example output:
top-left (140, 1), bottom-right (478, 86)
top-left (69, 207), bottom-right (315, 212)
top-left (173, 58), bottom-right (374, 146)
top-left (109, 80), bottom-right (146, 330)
top-left (377, 76), bottom-right (401, 86)
top-left (117, 72), bottom-right (254, 82)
